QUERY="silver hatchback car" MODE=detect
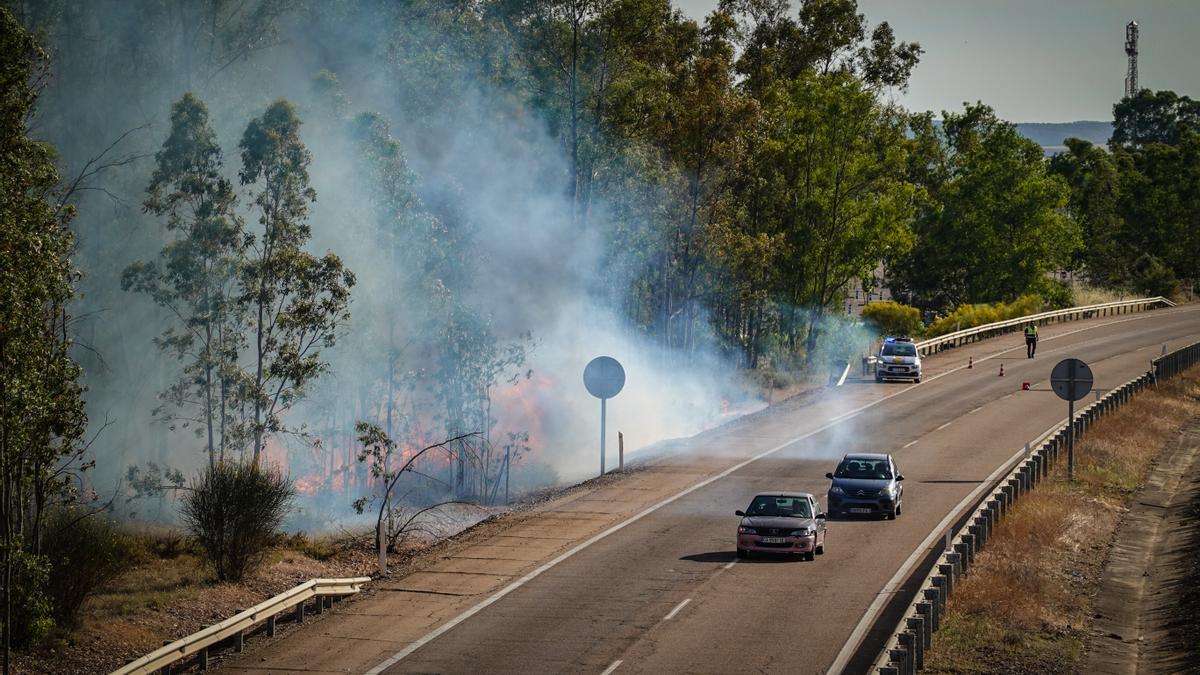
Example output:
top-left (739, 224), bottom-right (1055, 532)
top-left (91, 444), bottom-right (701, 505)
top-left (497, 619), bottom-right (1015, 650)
top-left (825, 453), bottom-right (905, 519)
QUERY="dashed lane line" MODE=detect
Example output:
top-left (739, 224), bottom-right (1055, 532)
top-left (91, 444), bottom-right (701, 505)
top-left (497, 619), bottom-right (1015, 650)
top-left (600, 660), bottom-right (623, 675)
top-left (663, 598), bottom-right (692, 621)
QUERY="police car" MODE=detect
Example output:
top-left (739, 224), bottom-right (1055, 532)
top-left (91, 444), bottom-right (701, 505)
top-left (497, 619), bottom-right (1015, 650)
top-left (875, 337), bottom-right (922, 383)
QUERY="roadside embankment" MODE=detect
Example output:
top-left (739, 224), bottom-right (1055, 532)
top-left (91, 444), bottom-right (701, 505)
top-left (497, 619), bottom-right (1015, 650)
top-left (922, 368), bottom-right (1200, 674)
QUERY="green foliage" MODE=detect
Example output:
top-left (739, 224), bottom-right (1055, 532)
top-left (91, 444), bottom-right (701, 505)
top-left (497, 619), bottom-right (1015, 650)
top-left (0, 5), bottom-right (87, 655)
top-left (861, 301), bottom-right (923, 338)
top-left (1051, 102), bottom-right (1200, 294)
top-left (1129, 253), bottom-right (1180, 298)
top-left (891, 103), bottom-right (1080, 313)
top-left (123, 93), bottom-right (245, 465)
top-left (43, 509), bottom-right (136, 627)
top-left (1112, 89), bottom-right (1200, 147)
top-left (924, 295), bottom-right (1047, 338)
top-left (180, 461), bottom-right (294, 581)
top-left (237, 99), bottom-right (356, 462)
top-left (0, 548), bottom-right (53, 648)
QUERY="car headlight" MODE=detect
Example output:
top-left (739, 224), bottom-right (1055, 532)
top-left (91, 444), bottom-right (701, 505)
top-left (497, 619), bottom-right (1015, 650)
top-left (882, 485), bottom-right (897, 496)
top-left (791, 528), bottom-right (814, 537)
top-left (738, 526), bottom-right (757, 534)
top-left (829, 485), bottom-right (844, 495)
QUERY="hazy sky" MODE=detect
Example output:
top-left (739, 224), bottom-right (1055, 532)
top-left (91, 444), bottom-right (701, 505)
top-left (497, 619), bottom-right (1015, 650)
top-left (675, 1), bottom-right (1200, 122)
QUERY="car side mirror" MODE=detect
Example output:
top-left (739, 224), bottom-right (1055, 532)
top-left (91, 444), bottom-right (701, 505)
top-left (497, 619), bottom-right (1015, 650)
top-left (897, 475), bottom-right (905, 481)
top-left (816, 512), bottom-right (826, 520)
top-left (825, 472), bottom-right (834, 479)
top-left (735, 510), bottom-right (745, 517)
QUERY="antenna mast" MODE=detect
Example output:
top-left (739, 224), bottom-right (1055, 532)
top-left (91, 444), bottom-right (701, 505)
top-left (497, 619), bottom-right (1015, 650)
top-left (1125, 21), bottom-right (1139, 98)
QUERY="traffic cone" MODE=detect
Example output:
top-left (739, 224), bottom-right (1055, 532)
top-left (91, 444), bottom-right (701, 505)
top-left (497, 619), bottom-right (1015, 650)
top-left (968, 356), bottom-right (973, 369)
top-left (999, 363), bottom-right (1005, 377)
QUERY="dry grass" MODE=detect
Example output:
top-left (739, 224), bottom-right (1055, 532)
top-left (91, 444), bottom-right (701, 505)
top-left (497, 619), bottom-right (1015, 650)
top-left (15, 528), bottom-right (375, 674)
top-left (1070, 284), bottom-right (1128, 307)
top-left (924, 370), bottom-right (1200, 674)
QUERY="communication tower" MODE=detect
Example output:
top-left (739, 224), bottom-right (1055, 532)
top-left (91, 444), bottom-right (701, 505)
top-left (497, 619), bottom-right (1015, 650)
top-left (1125, 20), bottom-right (1139, 98)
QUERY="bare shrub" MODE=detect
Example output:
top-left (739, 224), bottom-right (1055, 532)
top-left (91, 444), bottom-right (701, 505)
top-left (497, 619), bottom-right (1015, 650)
top-left (180, 461), bottom-right (294, 581)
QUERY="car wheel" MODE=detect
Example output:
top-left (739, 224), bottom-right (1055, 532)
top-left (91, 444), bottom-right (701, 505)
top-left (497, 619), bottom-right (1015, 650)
top-left (895, 503), bottom-right (902, 517)
top-left (736, 548), bottom-right (748, 559)
top-left (875, 374), bottom-right (883, 383)
top-left (914, 377), bottom-right (921, 383)
top-left (804, 550), bottom-right (816, 561)
top-left (816, 539), bottom-right (825, 555)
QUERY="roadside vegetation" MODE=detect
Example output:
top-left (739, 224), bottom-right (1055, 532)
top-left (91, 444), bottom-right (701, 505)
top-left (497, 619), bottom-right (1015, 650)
top-left (4, 0), bottom-right (1200, 668)
top-left (11, 527), bottom-right (374, 674)
top-left (923, 368), bottom-right (1200, 673)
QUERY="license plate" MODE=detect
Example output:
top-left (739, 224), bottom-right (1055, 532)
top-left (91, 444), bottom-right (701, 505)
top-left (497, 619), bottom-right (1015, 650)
top-left (760, 536), bottom-right (787, 544)
top-left (850, 508), bottom-right (872, 514)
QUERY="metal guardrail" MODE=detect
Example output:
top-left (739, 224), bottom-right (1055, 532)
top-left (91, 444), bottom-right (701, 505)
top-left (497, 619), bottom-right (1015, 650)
top-left (913, 296), bottom-right (1176, 357)
top-left (113, 576), bottom-right (370, 674)
top-left (1153, 340), bottom-right (1200, 380)
top-left (870, 339), bottom-right (1199, 674)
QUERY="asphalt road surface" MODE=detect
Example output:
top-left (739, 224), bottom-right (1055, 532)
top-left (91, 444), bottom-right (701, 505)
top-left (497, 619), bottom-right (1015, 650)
top-left (225, 304), bottom-right (1200, 675)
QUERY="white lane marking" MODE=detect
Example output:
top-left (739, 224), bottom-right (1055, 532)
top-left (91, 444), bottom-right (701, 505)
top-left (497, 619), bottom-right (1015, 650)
top-left (600, 660), bottom-right (623, 675)
top-left (968, 406), bottom-right (983, 415)
top-left (366, 309), bottom-right (1190, 674)
top-left (936, 422), bottom-right (952, 431)
top-left (825, 419), bottom-right (1067, 675)
top-left (902, 440), bottom-right (917, 449)
top-left (1001, 394), bottom-right (1013, 400)
top-left (663, 598), bottom-right (692, 621)
top-left (723, 560), bottom-right (738, 570)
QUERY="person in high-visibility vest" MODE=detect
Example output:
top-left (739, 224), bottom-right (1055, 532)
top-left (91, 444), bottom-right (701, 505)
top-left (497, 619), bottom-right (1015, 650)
top-left (1024, 322), bottom-right (1038, 358)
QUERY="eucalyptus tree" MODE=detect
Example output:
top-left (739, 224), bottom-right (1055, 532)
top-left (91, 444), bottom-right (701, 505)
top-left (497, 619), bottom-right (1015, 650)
top-left (756, 70), bottom-right (916, 355)
top-left (237, 100), bottom-right (355, 464)
top-left (123, 93), bottom-right (244, 467)
top-left (891, 104), bottom-right (1079, 312)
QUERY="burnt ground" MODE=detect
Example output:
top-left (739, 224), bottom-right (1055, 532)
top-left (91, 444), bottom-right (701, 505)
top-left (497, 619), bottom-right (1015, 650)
top-left (1086, 418), bottom-right (1200, 674)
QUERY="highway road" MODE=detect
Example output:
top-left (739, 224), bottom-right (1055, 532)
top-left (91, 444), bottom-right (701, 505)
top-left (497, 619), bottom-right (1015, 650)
top-left (224, 304), bottom-right (1200, 675)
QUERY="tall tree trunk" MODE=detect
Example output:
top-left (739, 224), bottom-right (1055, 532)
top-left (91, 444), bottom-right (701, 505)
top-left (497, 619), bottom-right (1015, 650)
top-left (570, 12), bottom-right (580, 228)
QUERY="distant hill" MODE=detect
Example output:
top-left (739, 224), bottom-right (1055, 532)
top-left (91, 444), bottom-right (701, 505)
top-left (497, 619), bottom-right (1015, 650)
top-left (1016, 121), bottom-right (1112, 155)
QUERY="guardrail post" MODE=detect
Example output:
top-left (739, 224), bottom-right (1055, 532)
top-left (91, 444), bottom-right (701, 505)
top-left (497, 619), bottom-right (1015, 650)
top-left (323, 595), bottom-right (333, 610)
top-left (234, 629), bottom-right (244, 653)
top-left (879, 666), bottom-right (899, 675)
top-left (899, 631), bottom-right (919, 674)
top-left (906, 618), bottom-right (926, 668)
top-left (198, 647), bottom-right (209, 671)
top-left (915, 603), bottom-right (933, 645)
top-left (969, 521), bottom-right (986, 550)
top-left (267, 614), bottom-right (277, 637)
top-left (933, 570), bottom-right (951, 598)
top-left (946, 552), bottom-right (963, 578)
top-left (960, 533), bottom-right (977, 560)
top-left (295, 600), bottom-right (305, 624)
top-left (923, 588), bottom-right (941, 629)
top-left (889, 647), bottom-right (909, 675)
top-left (937, 563), bottom-right (955, 593)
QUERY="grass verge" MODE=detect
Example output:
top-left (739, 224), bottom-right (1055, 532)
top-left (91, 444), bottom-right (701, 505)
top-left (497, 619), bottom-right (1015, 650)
top-left (923, 367), bottom-right (1200, 674)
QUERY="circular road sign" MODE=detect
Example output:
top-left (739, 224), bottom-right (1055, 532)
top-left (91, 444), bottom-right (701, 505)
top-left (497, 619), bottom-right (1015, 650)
top-left (583, 356), bottom-right (625, 400)
top-left (1050, 358), bottom-right (1093, 402)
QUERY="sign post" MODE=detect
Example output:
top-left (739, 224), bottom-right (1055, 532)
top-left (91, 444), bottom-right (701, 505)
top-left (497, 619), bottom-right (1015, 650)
top-left (1050, 358), bottom-right (1093, 481)
top-left (583, 356), bottom-right (625, 477)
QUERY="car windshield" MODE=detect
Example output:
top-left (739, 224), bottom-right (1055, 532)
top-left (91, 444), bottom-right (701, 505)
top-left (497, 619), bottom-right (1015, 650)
top-left (745, 496), bottom-right (811, 518)
top-left (881, 343), bottom-right (916, 357)
top-left (834, 459), bottom-right (893, 480)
